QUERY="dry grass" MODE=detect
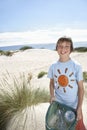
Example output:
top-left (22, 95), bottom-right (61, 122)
top-left (0, 73), bottom-right (50, 130)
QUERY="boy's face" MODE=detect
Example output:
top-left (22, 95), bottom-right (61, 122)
top-left (57, 42), bottom-right (71, 58)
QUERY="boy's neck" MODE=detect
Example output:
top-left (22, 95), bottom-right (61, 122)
top-left (59, 57), bottom-right (70, 62)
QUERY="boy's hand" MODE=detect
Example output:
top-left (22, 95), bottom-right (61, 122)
top-left (50, 96), bottom-right (55, 104)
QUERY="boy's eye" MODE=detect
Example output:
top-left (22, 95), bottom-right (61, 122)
top-left (58, 46), bottom-right (70, 49)
top-left (65, 46), bottom-right (70, 49)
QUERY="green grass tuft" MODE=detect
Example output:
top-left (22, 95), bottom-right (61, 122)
top-left (83, 71), bottom-right (87, 82)
top-left (0, 50), bottom-right (13, 56)
top-left (37, 71), bottom-right (47, 78)
top-left (0, 74), bottom-right (49, 130)
top-left (19, 46), bottom-right (33, 51)
top-left (74, 47), bottom-right (87, 52)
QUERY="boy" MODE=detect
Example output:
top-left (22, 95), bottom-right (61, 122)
top-left (47, 36), bottom-right (86, 130)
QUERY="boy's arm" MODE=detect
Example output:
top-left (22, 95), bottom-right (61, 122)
top-left (77, 80), bottom-right (84, 120)
top-left (49, 79), bottom-right (55, 103)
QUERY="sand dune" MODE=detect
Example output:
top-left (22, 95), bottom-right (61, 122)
top-left (0, 49), bottom-right (87, 129)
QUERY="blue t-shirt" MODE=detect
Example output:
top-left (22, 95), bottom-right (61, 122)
top-left (47, 59), bottom-right (83, 109)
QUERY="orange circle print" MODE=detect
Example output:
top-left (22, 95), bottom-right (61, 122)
top-left (58, 75), bottom-right (68, 87)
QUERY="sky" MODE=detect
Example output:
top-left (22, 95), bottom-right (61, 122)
top-left (0, 0), bottom-right (87, 46)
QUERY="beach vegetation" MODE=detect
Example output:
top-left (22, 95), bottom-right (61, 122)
top-left (37, 71), bottom-right (47, 78)
top-left (19, 46), bottom-right (33, 51)
top-left (4, 51), bottom-right (13, 56)
top-left (74, 47), bottom-right (87, 52)
top-left (83, 71), bottom-right (87, 82)
top-left (0, 73), bottom-right (49, 130)
top-left (85, 86), bottom-right (87, 98)
top-left (0, 50), bottom-right (4, 55)
top-left (83, 72), bottom-right (87, 98)
top-left (0, 50), bottom-right (13, 56)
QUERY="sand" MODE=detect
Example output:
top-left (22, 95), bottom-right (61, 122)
top-left (0, 49), bottom-right (87, 129)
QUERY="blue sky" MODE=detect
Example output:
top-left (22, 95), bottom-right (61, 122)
top-left (0, 0), bottom-right (87, 46)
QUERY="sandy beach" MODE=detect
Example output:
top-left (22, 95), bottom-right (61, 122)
top-left (0, 49), bottom-right (87, 129)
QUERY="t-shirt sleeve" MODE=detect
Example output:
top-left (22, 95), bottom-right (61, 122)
top-left (47, 64), bottom-right (54, 79)
top-left (76, 64), bottom-right (83, 81)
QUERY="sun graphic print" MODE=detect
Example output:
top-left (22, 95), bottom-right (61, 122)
top-left (54, 68), bottom-right (75, 93)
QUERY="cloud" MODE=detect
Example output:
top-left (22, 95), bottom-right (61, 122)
top-left (0, 28), bottom-right (87, 46)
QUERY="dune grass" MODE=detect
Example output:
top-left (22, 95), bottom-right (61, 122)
top-left (19, 46), bottom-right (33, 51)
top-left (74, 47), bottom-right (87, 52)
top-left (84, 84), bottom-right (87, 98)
top-left (0, 50), bottom-right (14, 56)
top-left (0, 73), bottom-right (50, 130)
top-left (37, 71), bottom-right (47, 78)
top-left (83, 71), bottom-right (87, 82)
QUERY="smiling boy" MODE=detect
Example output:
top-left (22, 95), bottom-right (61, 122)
top-left (47, 36), bottom-right (86, 130)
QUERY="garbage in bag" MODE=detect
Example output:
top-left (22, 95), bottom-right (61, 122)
top-left (45, 101), bottom-right (77, 130)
